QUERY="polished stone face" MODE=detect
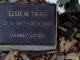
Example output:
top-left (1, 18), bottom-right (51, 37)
top-left (0, 3), bottom-right (56, 46)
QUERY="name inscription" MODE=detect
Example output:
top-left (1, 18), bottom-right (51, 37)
top-left (8, 11), bottom-right (48, 17)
